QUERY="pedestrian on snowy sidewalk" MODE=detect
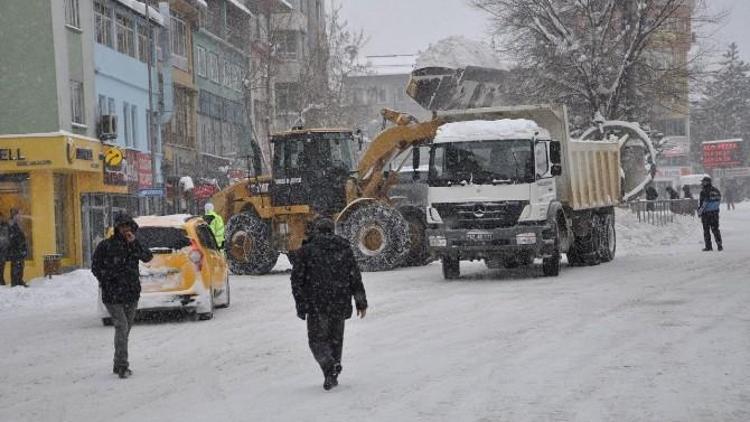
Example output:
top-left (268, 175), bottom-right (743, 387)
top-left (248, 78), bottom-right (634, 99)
top-left (92, 213), bottom-right (153, 379)
top-left (291, 217), bottom-right (367, 391)
top-left (698, 177), bottom-right (723, 252)
top-left (7, 209), bottom-right (28, 287)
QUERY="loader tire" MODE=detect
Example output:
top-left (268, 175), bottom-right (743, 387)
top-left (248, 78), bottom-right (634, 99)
top-left (339, 203), bottom-right (410, 272)
top-left (225, 213), bottom-right (279, 275)
top-left (401, 212), bottom-right (432, 267)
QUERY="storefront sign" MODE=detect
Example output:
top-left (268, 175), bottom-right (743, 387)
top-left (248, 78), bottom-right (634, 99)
top-left (138, 187), bottom-right (164, 197)
top-left (0, 148), bottom-right (26, 161)
top-left (104, 147), bottom-right (124, 168)
top-left (703, 139), bottom-right (744, 169)
top-left (137, 152), bottom-right (153, 190)
top-left (712, 167), bottom-right (750, 178)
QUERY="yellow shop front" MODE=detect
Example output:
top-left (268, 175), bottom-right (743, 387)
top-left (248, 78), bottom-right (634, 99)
top-left (0, 133), bottom-right (128, 282)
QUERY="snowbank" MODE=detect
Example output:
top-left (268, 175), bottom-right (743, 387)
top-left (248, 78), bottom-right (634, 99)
top-left (416, 36), bottom-right (507, 70)
top-left (435, 119), bottom-right (550, 143)
top-left (0, 270), bottom-right (97, 314)
top-left (615, 207), bottom-right (701, 256)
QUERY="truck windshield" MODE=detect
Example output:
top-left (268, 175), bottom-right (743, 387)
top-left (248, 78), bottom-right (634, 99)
top-left (428, 140), bottom-right (535, 186)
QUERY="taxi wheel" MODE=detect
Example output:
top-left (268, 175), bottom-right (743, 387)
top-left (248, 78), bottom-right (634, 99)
top-left (197, 288), bottom-right (215, 321)
top-left (215, 276), bottom-right (230, 309)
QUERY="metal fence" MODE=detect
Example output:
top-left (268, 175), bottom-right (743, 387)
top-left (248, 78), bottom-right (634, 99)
top-left (627, 199), bottom-right (700, 226)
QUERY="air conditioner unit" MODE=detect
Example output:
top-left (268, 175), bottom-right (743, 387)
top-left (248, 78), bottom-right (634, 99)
top-left (99, 114), bottom-right (117, 140)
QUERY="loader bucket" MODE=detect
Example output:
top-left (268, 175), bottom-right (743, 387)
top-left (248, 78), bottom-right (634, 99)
top-left (406, 66), bottom-right (509, 111)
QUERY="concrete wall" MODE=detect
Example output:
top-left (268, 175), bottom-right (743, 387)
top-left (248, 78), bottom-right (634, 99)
top-left (0, 0), bottom-right (59, 134)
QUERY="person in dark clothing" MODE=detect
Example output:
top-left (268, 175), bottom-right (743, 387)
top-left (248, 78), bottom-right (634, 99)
top-left (724, 179), bottom-right (737, 211)
top-left (0, 212), bottom-right (9, 286)
top-left (91, 213), bottom-right (153, 379)
top-left (7, 209), bottom-right (28, 287)
top-left (291, 217), bottom-right (367, 391)
top-left (645, 184), bottom-right (659, 211)
top-left (698, 177), bottom-right (723, 252)
top-left (682, 185), bottom-right (693, 199)
top-left (665, 186), bottom-right (680, 200)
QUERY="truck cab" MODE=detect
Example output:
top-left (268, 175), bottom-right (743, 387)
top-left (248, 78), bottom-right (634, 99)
top-left (425, 119), bottom-right (565, 278)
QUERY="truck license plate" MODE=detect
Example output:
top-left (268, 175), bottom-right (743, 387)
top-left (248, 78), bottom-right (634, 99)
top-left (467, 231), bottom-right (493, 241)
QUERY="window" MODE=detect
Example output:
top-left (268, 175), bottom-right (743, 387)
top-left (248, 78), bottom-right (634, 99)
top-left (0, 174), bottom-right (34, 259)
top-left (116, 12), bottom-right (135, 57)
top-left (98, 95), bottom-right (107, 117)
top-left (54, 174), bottom-right (73, 257)
top-left (108, 97), bottom-right (116, 115)
top-left (277, 31), bottom-right (298, 58)
top-left (208, 53), bottom-right (219, 83)
top-left (70, 80), bottom-right (85, 125)
top-left (94, 0), bottom-right (113, 47)
top-left (170, 14), bottom-right (187, 58)
top-left (65, 0), bottom-right (80, 28)
top-left (196, 224), bottom-right (219, 251)
top-left (131, 105), bottom-right (138, 148)
top-left (275, 83), bottom-right (299, 113)
top-left (123, 102), bottom-right (131, 146)
top-left (137, 23), bottom-right (151, 63)
top-left (196, 46), bottom-right (207, 77)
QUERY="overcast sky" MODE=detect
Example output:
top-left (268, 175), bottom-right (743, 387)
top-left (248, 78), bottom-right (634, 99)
top-left (335, 0), bottom-right (750, 61)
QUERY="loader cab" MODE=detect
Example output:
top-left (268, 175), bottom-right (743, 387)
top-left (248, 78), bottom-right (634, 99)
top-left (271, 130), bottom-right (357, 215)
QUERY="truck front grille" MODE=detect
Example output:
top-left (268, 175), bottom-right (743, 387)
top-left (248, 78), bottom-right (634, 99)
top-left (434, 201), bottom-right (527, 229)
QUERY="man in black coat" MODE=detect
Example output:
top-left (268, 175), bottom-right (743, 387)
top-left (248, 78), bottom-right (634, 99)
top-left (0, 212), bottom-right (9, 286)
top-left (291, 217), bottom-right (367, 391)
top-left (92, 213), bottom-right (153, 378)
top-left (7, 209), bottom-right (28, 287)
top-left (698, 177), bottom-right (723, 251)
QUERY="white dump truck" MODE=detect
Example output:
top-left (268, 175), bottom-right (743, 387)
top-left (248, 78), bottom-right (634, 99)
top-left (424, 104), bottom-right (621, 279)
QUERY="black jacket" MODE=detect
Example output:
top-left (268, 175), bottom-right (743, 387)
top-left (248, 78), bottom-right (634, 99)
top-left (645, 186), bottom-right (659, 200)
top-left (699, 185), bottom-right (722, 214)
top-left (92, 215), bottom-right (153, 304)
top-left (291, 233), bottom-right (367, 319)
top-left (7, 222), bottom-right (28, 260)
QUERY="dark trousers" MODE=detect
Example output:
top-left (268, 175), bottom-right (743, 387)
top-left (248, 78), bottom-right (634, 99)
top-left (105, 301), bottom-right (139, 370)
top-left (306, 314), bottom-right (345, 375)
top-left (702, 212), bottom-right (722, 249)
top-left (10, 260), bottom-right (24, 286)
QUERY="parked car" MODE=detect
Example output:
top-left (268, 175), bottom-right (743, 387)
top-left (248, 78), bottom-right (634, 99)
top-left (98, 214), bottom-right (230, 325)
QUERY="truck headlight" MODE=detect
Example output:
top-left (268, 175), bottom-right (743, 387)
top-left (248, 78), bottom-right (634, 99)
top-left (516, 233), bottom-right (537, 245)
top-left (429, 235), bottom-right (447, 247)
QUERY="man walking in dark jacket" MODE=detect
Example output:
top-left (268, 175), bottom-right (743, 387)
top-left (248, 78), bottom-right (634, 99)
top-left (0, 212), bottom-right (9, 286)
top-left (698, 177), bottom-right (723, 252)
top-left (7, 209), bottom-right (28, 287)
top-left (291, 218), bottom-right (367, 391)
top-left (92, 213), bottom-right (153, 378)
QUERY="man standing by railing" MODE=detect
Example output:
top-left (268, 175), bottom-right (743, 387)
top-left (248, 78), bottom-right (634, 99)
top-left (698, 177), bottom-right (723, 252)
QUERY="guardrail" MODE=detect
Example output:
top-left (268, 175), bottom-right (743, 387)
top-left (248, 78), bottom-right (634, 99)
top-left (627, 199), bottom-right (699, 226)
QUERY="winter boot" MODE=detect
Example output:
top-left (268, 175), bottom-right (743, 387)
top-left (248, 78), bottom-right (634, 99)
top-left (718, 243), bottom-right (723, 251)
top-left (116, 367), bottom-right (133, 379)
top-left (702, 247), bottom-right (712, 252)
top-left (323, 373), bottom-right (337, 390)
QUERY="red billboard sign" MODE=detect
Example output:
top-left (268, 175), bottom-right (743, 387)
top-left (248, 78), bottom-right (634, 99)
top-left (702, 139), bottom-right (744, 169)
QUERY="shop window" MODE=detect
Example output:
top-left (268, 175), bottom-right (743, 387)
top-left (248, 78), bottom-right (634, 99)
top-left (0, 174), bottom-right (33, 260)
top-left (54, 174), bottom-right (74, 258)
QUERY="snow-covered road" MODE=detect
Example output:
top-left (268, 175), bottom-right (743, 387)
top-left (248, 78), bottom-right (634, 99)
top-left (1, 206), bottom-right (749, 422)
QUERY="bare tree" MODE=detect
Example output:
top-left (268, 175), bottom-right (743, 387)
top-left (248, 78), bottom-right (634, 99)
top-left (471, 0), bottom-right (716, 126)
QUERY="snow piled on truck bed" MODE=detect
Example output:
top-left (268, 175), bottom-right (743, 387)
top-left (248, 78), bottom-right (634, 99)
top-left (435, 119), bottom-right (551, 143)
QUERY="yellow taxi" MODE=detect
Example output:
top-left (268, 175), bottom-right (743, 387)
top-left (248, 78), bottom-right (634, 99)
top-left (98, 214), bottom-right (230, 324)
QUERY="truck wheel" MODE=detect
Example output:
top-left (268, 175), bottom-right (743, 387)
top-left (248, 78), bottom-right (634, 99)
top-left (225, 213), bottom-right (279, 275)
top-left (401, 212), bottom-right (432, 267)
top-left (441, 256), bottom-right (460, 280)
top-left (542, 220), bottom-right (561, 276)
top-left (598, 211), bottom-right (616, 262)
top-left (583, 216), bottom-right (602, 266)
top-left (339, 203), bottom-right (410, 272)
